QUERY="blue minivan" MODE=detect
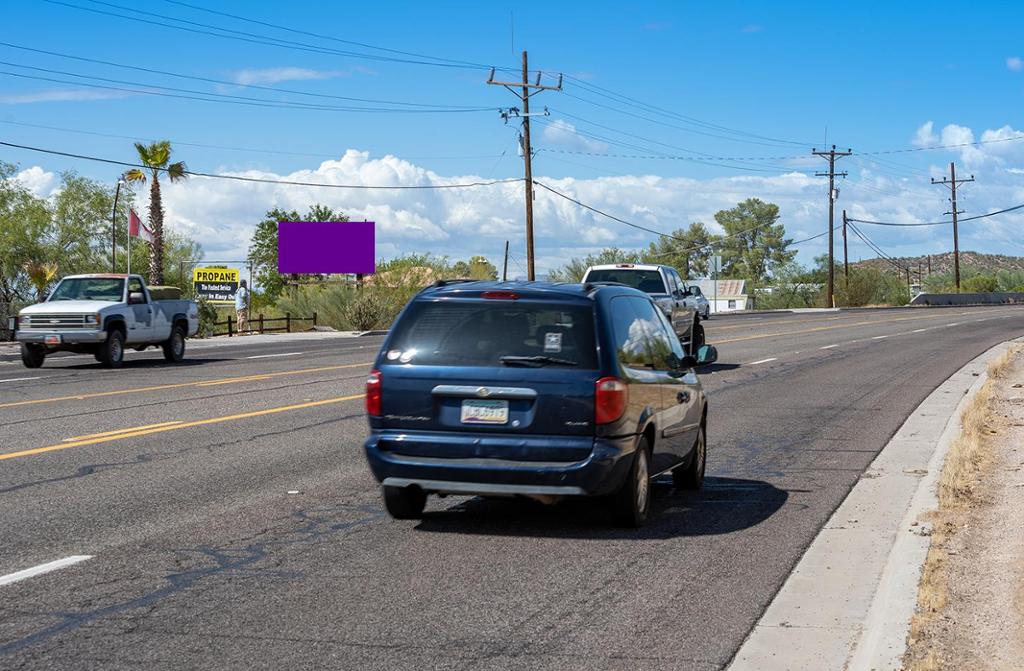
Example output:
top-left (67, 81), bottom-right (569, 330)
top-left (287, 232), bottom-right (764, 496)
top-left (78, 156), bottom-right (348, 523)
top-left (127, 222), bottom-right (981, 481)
top-left (363, 280), bottom-right (717, 527)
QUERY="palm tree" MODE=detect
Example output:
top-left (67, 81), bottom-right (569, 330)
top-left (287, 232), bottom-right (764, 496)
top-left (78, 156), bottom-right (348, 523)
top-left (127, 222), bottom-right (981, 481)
top-left (124, 141), bottom-right (187, 285)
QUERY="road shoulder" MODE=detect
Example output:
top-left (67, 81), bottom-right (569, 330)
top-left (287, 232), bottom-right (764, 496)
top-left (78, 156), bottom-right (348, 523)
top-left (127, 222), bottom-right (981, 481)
top-left (728, 336), bottom-right (1023, 671)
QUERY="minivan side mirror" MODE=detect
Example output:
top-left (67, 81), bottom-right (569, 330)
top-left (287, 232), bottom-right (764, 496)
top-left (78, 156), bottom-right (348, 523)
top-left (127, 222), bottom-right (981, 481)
top-left (696, 344), bottom-right (718, 366)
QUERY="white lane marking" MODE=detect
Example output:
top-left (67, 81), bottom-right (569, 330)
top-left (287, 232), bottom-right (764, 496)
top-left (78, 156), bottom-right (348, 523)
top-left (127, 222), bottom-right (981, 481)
top-left (911, 328), bottom-right (928, 333)
top-left (872, 335), bottom-right (889, 340)
top-left (820, 344), bottom-right (838, 349)
top-left (747, 358), bottom-right (778, 365)
top-left (244, 352), bottom-right (302, 360)
top-left (0, 376), bottom-right (42, 383)
top-left (0, 555), bottom-right (93, 587)
top-left (947, 322), bottom-right (960, 327)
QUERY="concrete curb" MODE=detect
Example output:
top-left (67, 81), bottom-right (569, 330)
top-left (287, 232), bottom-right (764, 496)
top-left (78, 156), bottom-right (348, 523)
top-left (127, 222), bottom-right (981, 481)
top-left (727, 336), bottom-right (1023, 671)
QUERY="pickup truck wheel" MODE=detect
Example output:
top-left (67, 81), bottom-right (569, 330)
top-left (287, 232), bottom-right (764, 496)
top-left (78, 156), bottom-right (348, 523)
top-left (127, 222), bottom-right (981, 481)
top-left (382, 485), bottom-right (427, 519)
top-left (612, 438), bottom-right (651, 528)
top-left (98, 329), bottom-right (125, 368)
top-left (673, 422), bottom-right (706, 490)
top-left (690, 322), bottom-right (706, 355)
top-left (20, 344), bottom-right (45, 369)
top-left (162, 325), bottom-right (186, 363)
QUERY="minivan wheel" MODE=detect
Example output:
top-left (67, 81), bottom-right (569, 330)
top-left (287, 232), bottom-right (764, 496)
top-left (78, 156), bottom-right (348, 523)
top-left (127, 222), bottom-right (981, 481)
top-left (382, 485), bottom-right (427, 519)
top-left (690, 322), bottom-right (706, 355)
top-left (612, 439), bottom-right (651, 528)
top-left (673, 422), bottom-right (706, 490)
top-left (20, 344), bottom-right (45, 369)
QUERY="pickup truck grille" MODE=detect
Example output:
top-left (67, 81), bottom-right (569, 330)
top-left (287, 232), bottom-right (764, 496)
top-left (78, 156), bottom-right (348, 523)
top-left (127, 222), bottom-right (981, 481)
top-left (22, 314), bottom-right (92, 329)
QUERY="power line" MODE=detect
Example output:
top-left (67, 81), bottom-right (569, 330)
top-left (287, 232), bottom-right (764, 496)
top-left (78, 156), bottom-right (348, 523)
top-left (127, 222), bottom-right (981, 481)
top-left (0, 140), bottom-right (524, 190)
top-left (0, 42), bottom-right (489, 109)
top-left (47, 0), bottom-right (504, 72)
top-left (160, 0), bottom-right (504, 71)
top-left (847, 200), bottom-right (1024, 228)
top-left (0, 119), bottom-right (507, 161)
top-left (559, 74), bottom-right (814, 147)
top-left (0, 63), bottom-right (491, 113)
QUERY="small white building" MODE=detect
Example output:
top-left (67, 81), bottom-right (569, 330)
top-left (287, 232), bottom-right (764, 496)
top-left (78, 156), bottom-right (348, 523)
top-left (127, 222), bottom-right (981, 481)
top-left (692, 279), bottom-right (750, 313)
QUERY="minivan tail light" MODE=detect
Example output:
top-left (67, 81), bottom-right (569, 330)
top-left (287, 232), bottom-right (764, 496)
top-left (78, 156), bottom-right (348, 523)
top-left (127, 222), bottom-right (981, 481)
top-left (481, 290), bottom-right (519, 300)
top-left (595, 376), bottom-right (628, 425)
top-left (366, 369), bottom-right (382, 417)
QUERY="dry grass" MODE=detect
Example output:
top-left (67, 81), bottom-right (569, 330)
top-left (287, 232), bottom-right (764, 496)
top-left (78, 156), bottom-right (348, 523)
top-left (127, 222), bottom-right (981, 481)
top-left (903, 345), bottom-right (1022, 670)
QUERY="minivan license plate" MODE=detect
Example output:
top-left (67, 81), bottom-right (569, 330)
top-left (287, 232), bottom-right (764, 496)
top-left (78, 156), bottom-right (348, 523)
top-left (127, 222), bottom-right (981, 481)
top-left (460, 399), bottom-right (509, 424)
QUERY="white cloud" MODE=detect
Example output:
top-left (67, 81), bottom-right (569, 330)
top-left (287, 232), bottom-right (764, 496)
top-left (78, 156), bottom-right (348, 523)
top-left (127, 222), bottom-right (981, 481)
top-left (13, 166), bottom-right (58, 196)
top-left (542, 119), bottom-right (609, 153)
top-left (14, 120), bottom-right (1023, 279)
top-left (231, 67), bottom-right (349, 85)
top-left (912, 121), bottom-right (938, 147)
top-left (1007, 56), bottom-right (1023, 72)
top-left (0, 89), bottom-right (128, 104)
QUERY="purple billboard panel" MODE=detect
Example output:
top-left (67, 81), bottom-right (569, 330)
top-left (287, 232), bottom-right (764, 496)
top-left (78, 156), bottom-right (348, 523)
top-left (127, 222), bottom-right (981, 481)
top-left (277, 221), bottom-right (375, 274)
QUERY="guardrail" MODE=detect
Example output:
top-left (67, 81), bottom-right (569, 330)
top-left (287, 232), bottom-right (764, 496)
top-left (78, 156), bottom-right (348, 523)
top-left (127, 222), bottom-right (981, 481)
top-left (910, 292), bottom-right (1024, 306)
top-left (211, 312), bottom-right (317, 337)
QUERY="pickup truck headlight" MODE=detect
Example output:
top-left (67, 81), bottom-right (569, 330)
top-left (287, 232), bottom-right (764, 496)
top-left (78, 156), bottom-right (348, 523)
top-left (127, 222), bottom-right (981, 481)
top-left (85, 314), bottom-right (100, 325)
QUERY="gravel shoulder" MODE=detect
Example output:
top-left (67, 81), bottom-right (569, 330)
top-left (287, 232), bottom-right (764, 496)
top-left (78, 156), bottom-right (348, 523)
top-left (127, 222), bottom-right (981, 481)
top-left (905, 347), bottom-right (1024, 670)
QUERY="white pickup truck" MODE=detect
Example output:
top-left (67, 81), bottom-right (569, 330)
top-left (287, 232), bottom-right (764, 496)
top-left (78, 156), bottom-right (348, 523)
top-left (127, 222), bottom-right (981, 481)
top-left (15, 274), bottom-right (199, 369)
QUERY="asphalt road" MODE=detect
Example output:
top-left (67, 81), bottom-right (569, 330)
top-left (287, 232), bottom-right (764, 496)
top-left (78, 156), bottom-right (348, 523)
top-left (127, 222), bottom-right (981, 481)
top-left (1, 305), bottom-right (1022, 670)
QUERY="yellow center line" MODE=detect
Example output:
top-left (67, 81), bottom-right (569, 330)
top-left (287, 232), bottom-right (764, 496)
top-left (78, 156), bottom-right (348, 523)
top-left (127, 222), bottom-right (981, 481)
top-left (1, 393), bottom-right (365, 462)
top-left (714, 308), bottom-right (1019, 345)
top-left (0, 362), bottom-right (373, 410)
top-left (64, 421), bottom-right (183, 442)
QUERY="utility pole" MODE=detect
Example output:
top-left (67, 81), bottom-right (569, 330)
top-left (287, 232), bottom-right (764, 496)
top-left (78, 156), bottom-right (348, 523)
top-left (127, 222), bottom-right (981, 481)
top-left (502, 240), bottom-right (509, 281)
top-left (814, 145), bottom-right (852, 307)
top-left (927, 254), bottom-right (931, 275)
top-left (487, 52), bottom-right (562, 281)
top-left (931, 162), bottom-right (974, 292)
top-left (110, 176), bottom-right (126, 272)
top-left (841, 209), bottom-right (850, 287)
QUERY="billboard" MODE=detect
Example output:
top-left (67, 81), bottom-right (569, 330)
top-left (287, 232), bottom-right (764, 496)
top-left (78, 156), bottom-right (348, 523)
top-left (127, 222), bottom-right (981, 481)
top-left (193, 267), bottom-right (239, 304)
top-left (277, 221), bottom-right (375, 275)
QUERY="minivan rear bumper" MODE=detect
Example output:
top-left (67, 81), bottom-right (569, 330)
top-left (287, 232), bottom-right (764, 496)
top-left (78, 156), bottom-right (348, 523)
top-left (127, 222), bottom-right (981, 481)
top-left (364, 431), bottom-right (635, 497)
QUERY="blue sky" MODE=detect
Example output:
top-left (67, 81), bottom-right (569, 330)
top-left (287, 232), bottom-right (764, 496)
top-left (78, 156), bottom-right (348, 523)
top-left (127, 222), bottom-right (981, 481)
top-left (2, 1), bottom-right (1024, 274)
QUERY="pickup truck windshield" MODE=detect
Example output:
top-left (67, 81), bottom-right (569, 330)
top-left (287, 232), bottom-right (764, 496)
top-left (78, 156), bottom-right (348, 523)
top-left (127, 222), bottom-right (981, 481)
top-left (48, 278), bottom-right (125, 302)
top-left (386, 301), bottom-right (597, 368)
top-left (586, 269), bottom-right (667, 294)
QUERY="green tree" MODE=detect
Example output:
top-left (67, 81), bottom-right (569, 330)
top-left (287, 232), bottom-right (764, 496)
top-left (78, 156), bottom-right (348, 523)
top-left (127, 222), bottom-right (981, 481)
top-left (547, 248), bottom-right (641, 283)
top-left (247, 204), bottom-right (350, 301)
top-left (961, 274), bottom-right (998, 293)
top-left (452, 255), bottom-right (499, 280)
top-left (124, 141), bottom-right (188, 285)
top-left (640, 222), bottom-right (715, 278)
top-left (713, 198), bottom-right (794, 282)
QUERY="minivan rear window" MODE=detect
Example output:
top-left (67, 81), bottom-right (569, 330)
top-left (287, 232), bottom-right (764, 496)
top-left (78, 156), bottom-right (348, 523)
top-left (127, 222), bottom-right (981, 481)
top-left (585, 269), bottom-right (667, 294)
top-left (385, 301), bottom-right (597, 368)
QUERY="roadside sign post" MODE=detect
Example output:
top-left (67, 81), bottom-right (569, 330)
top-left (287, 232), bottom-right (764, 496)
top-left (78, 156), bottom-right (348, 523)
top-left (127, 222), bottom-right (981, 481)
top-left (711, 255), bottom-right (722, 314)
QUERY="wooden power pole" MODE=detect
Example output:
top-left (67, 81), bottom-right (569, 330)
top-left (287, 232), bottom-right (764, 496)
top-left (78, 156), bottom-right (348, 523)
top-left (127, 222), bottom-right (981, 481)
top-left (931, 162), bottom-right (974, 292)
top-left (487, 52), bottom-right (562, 281)
top-left (814, 145), bottom-right (852, 307)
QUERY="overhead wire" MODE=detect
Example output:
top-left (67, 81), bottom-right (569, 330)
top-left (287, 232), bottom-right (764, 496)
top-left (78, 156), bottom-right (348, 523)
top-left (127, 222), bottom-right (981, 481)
top-left (0, 140), bottom-right (524, 190)
top-left (0, 42), bottom-right (490, 109)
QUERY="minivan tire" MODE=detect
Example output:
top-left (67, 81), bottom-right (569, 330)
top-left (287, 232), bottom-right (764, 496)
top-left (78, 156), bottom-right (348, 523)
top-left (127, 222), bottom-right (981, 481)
top-left (21, 344), bottom-right (45, 369)
top-left (382, 485), bottom-right (427, 519)
top-left (612, 438), bottom-right (651, 527)
top-left (98, 328), bottom-right (125, 368)
top-left (162, 325), bottom-right (186, 363)
top-left (690, 321), bottom-right (706, 355)
top-left (673, 422), bottom-right (706, 490)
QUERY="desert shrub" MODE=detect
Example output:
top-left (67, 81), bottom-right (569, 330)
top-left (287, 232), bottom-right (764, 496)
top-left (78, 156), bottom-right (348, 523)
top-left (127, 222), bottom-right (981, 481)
top-left (195, 297), bottom-right (220, 338)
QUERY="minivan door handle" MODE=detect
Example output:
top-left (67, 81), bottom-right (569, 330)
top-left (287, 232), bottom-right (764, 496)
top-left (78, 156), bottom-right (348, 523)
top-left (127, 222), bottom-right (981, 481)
top-left (676, 390), bottom-right (691, 404)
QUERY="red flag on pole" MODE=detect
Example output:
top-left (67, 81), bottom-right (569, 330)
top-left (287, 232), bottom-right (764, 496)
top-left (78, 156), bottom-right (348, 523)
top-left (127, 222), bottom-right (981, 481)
top-left (128, 209), bottom-right (154, 244)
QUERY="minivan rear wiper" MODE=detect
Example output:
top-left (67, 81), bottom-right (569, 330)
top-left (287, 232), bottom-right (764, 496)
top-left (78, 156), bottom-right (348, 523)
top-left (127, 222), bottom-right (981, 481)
top-left (500, 355), bottom-right (579, 367)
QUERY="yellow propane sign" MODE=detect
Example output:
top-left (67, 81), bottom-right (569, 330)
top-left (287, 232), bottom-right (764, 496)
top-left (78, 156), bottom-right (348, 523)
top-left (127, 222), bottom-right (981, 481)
top-left (192, 267), bottom-right (240, 304)
top-left (193, 267), bottom-right (239, 284)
